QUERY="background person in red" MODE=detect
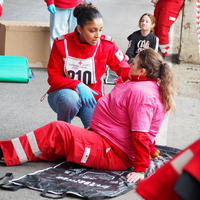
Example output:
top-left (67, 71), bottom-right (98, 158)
top-left (152, 0), bottom-right (185, 57)
top-left (0, 0), bottom-right (3, 17)
top-left (0, 48), bottom-right (177, 183)
top-left (44, 0), bottom-right (85, 52)
top-left (46, 2), bottom-right (130, 128)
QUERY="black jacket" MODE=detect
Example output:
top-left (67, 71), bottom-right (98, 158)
top-left (125, 30), bottom-right (158, 59)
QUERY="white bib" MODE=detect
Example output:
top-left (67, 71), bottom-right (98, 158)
top-left (63, 39), bottom-right (100, 84)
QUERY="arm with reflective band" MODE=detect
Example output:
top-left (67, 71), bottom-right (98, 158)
top-left (132, 131), bottom-right (151, 172)
top-left (184, 150), bottom-right (200, 182)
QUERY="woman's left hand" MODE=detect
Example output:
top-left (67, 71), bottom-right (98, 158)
top-left (126, 172), bottom-right (144, 183)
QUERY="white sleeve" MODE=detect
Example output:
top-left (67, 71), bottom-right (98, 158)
top-left (155, 37), bottom-right (159, 52)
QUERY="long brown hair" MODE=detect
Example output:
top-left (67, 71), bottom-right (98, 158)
top-left (138, 48), bottom-right (177, 113)
top-left (138, 13), bottom-right (156, 33)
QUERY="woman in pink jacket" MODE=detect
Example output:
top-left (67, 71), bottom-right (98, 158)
top-left (0, 48), bottom-right (177, 183)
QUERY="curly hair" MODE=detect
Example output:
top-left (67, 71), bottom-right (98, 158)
top-left (138, 48), bottom-right (177, 113)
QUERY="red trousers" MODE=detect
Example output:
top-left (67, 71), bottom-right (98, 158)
top-left (0, 121), bottom-right (128, 171)
top-left (154, 0), bottom-right (184, 56)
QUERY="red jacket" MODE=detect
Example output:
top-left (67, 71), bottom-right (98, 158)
top-left (47, 29), bottom-right (131, 100)
top-left (44, 0), bottom-right (83, 9)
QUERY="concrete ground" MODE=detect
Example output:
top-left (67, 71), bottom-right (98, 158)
top-left (0, 0), bottom-right (200, 199)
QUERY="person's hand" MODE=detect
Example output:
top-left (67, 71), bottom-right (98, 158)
top-left (151, 149), bottom-right (160, 159)
top-left (126, 172), bottom-right (144, 183)
top-left (114, 76), bottom-right (123, 84)
top-left (48, 4), bottom-right (56, 14)
top-left (76, 82), bottom-right (97, 109)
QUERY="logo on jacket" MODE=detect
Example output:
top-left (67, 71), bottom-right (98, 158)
top-left (81, 147), bottom-right (90, 163)
top-left (136, 40), bottom-right (150, 54)
top-left (115, 49), bottom-right (124, 62)
top-left (78, 61), bottom-right (83, 65)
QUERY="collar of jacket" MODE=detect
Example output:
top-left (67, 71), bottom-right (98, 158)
top-left (129, 75), bottom-right (157, 82)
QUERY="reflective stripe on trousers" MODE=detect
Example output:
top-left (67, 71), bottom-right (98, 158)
top-left (11, 131), bottom-right (42, 164)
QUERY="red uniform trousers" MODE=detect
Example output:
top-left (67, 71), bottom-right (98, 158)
top-left (0, 121), bottom-right (128, 171)
top-left (136, 138), bottom-right (200, 200)
top-left (154, 0), bottom-right (184, 56)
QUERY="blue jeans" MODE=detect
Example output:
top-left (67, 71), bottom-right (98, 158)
top-left (50, 7), bottom-right (77, 51)
top-left (48, 89), bottom-right (94, 128)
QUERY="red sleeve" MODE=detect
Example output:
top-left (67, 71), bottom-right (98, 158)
top-left (149, 140), bottom-right (157, 155)
top-left (105, 41), bottom-right (130, 82)
top-left (132, 131), bottom-right (151, 172)
top-left (44, 0), bottom-right (54, 6)
top-left (47, 38), bottom-right (81, 92)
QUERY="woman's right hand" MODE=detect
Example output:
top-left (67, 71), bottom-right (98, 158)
top-left (125, 55), bottom-right (129, 61)
top-left (76, 82), bottom-right (97, 109)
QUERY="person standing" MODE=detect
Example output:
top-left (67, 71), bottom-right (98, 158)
top-left (152, 0), bottom-right (185, 57)
top-left (46, 2), bottom-right (130, 128)
top-left (44, 0), bottom-right (85, 51)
